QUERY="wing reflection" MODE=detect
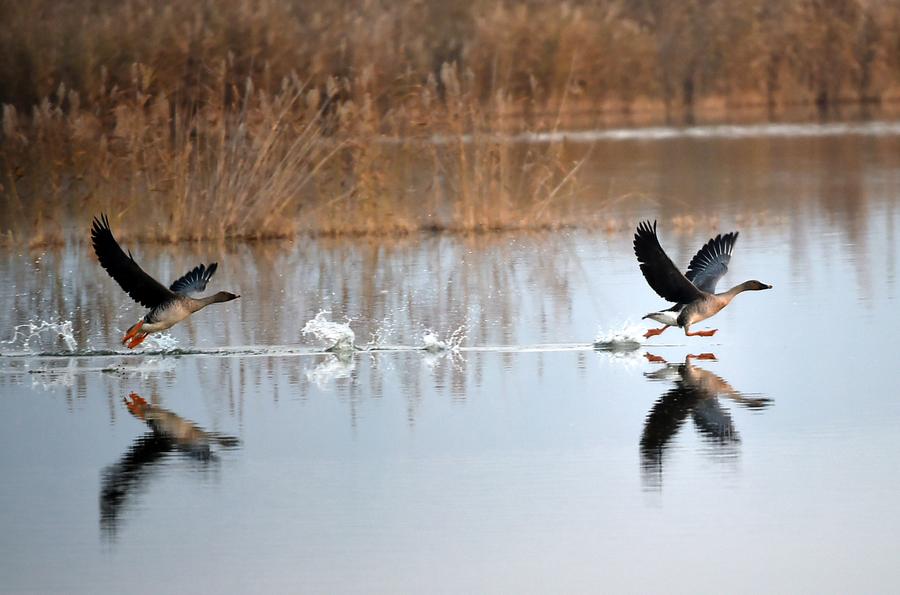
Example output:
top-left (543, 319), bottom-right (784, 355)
top-left (640, 353), bottom-right (772, 490)
top-left (100, 393), bottom-right (239, 540)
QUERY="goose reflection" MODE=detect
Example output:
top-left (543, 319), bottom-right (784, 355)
top-left (640, 353), bottom-right (772, 490)
top-left (100, 393), bottom-right (239, 540)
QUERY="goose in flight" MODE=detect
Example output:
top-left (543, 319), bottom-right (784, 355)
top-left (633, 220), bottom-right (771, 339)
top-left (90, 214), bottom-right (239, 348)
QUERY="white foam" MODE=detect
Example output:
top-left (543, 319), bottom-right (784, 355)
top-left (422, 325), bottom-right (467, 352)
top-left (138, 332), bottom-right (180, 352)
top-left (422, 330), bottom-right (447, 352)
top-left (302, 311), bottom-right (356, 352)
top-left (593, 322), bottom-right (644, 352)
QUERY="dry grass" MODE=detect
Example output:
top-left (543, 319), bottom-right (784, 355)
top-left (0, 62), bottom-right (589, 243)
top-left (2, 0), bottom-right (900, 244)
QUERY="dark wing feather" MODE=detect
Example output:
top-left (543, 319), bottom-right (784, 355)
top-left (91, 214), bottom-right (174, 309)
top-left (685, 231), bottom-right (739, 293)
top-left (170, 262), bottom-right (218, 296)
top-left (633, 220), bottom-right (704, 304)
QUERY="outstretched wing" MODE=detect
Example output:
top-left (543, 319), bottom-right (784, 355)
top-left (633, 220), bottom-right (704, 304)
top-left (91, 214), bottom-right (174, 309)
top-left (685, 231), bottom-right (738, 293)
top-left (170, 263), bottom-right (218, 296)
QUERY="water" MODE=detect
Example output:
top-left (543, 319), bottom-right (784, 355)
top-left (2, 126), bottom-right (900, 593)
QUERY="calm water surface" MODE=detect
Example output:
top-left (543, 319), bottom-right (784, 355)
top-left (1, 127), bottom-right (899, 593)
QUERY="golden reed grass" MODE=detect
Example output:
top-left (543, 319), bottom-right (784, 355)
top-left (2, 0), bottom-right (899, 244)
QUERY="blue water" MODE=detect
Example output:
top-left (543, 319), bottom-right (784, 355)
top-left (1, 128), bottom-right (900, 593)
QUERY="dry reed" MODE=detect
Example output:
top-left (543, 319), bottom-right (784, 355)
top-left (2, 0), bottom-right (899, 244)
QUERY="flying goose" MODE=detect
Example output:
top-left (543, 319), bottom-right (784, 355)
top-left (91, 214), bottom-right (239, 348)
top-left (633, 220), bottom-right (771, 339)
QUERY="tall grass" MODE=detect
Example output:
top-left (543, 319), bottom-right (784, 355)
top-left (2, 0), bottom-right (899, 243)
top-left (0, 61), bottom-right (588, 243)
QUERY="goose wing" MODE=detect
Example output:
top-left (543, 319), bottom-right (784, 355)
top-left (685, 231), bottom-right (738, 293)
top-left (91, 214), bottom-right (174, 309)
top-left (170, 263), bottom-right (218, 296)
top-left (633, 220), bottom-right (704, 304)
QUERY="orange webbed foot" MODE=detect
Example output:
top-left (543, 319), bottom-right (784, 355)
top-left (688, 352), bottom-right (718, 361)
top-left (644, 352), bottom-right (667, 364)
top-left (122, 321), bottom-right (144, 345)
top-left (127, 332), bottom-right (148, 349)
top-left (686, 329), bottom-right (717, 338)
top-left (643, 326), bottom-right (670, 339)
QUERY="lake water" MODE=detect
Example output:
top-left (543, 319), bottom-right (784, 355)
top-left (2, 124), bottom-right (900, 593)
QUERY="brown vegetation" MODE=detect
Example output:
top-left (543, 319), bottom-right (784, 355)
top-left (2, 0), bottom-right (899, 244)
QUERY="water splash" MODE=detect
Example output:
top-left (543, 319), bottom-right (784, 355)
top-left (422, 331), bottom-right (447, 352)
top-left (368, 317), bottom-right (397, 347)
top-left (593, 322), bottom-right (644, 352)
top-left (422, 325), bottom-right (467, 352)
top-left (134, 333), bottom-right (180, 352)
top-left (302, 311), bottom-right (356, 353)
top-left (306, 354), bottom-right (356, 389)
top-left (2, 320), bottom-right (78, 353)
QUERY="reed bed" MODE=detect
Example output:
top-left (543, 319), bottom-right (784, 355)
top-left (2, 0), bottom-right (899, 244)
top-left (1, 63), bottom-right (590, 244)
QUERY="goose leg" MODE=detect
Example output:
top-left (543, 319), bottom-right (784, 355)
top-left (127, 332), bottom-right (149, 349)
top-left (122, 321), bottom-right (144, 345)
top-left (685, 328), bottom-right (717, 337)
top-left (643, 325), bottom-right (670, 339)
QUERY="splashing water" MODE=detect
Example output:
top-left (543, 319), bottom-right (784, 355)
top-left (306, 354), bottom-right (356, 389)
top-left (593, 322), bottom-right (645, 352)
top-left (368, 317), bottom-right (397, 347)
top-left (422, 325), bottom-right (467, 353)
top-left (137, 333), bottom-right (180, 352)
top-left (302, 311), bottom-right (356, 352)
top-left (422, 331), bottom-right (447, 352)
top-left (2, 320), bottom-right (78, 353)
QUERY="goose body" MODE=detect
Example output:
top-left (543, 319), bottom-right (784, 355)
top-left (91, 214), bottom-right (239, 348)
top-left (633, 220), bottom-right (771, 339)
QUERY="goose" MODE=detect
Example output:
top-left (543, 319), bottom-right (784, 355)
top-left (633, 220), bottom-right (771, 339)
top-left (90, 214), bottom-right (239, 348)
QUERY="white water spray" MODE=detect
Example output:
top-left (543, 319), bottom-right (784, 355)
top-left (593, 322), bottom-right (645, 352)
top-left (421, 325), bottom-right (467, 353)
top-left (2, 320), bottom-right (77, 353)
top-left (136, 332), bottom-right (180, 352)
top-left (302, 311), bottom-right (356, 352)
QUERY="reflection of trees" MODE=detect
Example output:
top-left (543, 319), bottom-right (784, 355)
top-left (640, 353), bottom-right (772, 490)
top-left (100, 393), bottom-right (239, 541)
